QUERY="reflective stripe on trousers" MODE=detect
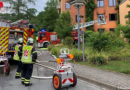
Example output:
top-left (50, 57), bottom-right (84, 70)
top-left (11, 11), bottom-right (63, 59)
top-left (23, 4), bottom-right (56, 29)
top-left (16, 72), bottom-right (21, 77)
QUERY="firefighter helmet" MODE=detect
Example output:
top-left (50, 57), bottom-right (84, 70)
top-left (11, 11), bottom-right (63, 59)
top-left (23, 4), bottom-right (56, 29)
top-left (27, 38), bottom-right (33, 44)
top-left (18, 38), bottom-right (23, 44)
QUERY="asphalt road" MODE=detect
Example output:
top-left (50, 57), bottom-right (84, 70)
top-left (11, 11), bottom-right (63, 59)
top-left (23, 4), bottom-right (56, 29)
top-left (0, 50), bottom-right (109, 90)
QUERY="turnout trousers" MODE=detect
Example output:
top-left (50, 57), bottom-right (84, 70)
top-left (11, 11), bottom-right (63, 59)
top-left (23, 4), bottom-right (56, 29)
top-left (15, 61), bottom-right (22, 77)
top-left (21, 64), bottom-right (33, 85)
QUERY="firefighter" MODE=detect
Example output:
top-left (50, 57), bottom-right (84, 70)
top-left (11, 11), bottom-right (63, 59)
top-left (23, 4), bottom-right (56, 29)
top-left (13, 38), bottom-right (23, 79)
top-left (21, 38), bottom-right (37, 86)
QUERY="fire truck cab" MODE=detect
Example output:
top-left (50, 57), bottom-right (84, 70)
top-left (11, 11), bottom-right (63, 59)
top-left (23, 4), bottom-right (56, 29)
top-left (38, 30), bottom-right (60, 48)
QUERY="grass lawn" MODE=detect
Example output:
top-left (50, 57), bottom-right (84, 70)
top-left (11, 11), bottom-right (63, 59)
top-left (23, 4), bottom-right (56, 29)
top-left (74, 60), bottom-right (130, 74)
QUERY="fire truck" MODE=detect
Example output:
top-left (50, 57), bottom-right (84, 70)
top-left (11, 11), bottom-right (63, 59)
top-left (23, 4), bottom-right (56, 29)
top-left (71, 31), bottom-right (78, 44)
top-left (0, 20), bottom-right (34, 60)
top-left (38, 30), bottom-right (60, 48)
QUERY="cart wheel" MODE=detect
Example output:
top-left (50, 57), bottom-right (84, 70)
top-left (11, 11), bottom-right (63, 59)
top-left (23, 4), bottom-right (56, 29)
top-left (71, 73), bottom-right (77, 87)
top-left (53, 74), bottom-right (62, 90)
top-left (3, 62), bottom-right (10, 75)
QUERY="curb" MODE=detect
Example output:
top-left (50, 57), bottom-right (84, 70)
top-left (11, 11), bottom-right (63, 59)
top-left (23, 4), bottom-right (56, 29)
top-left (48, 53), bottom-right (126, 90)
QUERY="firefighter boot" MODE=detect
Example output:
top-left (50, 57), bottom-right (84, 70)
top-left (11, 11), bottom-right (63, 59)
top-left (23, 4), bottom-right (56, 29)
top-left (21, 77), bottom-right (25, 85)
top-left (24, 79), bottom-right (32, 87)
top-left (15, 72), bottom-right (21, 79)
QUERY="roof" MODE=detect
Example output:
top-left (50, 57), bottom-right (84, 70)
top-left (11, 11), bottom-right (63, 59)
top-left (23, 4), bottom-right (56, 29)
top-left (120, 0), bottom-right (127, 5)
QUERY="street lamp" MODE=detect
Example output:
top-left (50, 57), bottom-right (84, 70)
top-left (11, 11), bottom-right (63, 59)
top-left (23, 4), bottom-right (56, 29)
top-left (68, 0), bottom-right (88, 50)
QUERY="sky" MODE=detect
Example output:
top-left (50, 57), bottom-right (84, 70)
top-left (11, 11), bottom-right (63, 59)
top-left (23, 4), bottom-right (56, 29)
top-left (28, 0), bottom-right (49, 13)
top-left (1, 0), bottom-right (49, 14)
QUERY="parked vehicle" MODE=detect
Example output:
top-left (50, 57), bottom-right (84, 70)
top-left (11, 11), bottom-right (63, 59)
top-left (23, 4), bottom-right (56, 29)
top-left (0, 20), bottom-right (34, 60)
top-left (37, 30), bottom-right (60, 48)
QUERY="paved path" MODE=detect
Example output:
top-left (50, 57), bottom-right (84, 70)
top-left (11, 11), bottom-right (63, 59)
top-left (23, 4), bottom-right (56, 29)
top-left (0, 50), bottom-right (108, 90)
top-left (0, 65), bottom-right (108, 90)
top-left (37, 50), bottom-right (130, 90)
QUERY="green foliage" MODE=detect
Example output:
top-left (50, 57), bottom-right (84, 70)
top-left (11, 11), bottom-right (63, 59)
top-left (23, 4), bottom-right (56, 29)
top-left (51, 47), bottom-right (61, 57)
top-left (55, 11), bottom-right (72, 39)
top-left (48, 45), bottom-right (54, 51)
top-left (30, 0), bottom-right (59, 32)
top-left (63, 37), bottom-right (73, 46)
top-left (42, 7), bottom-right (59, 32)
top-left (3, 0), bottom-right (35, 21)
top-left (85, 0), bottom-right (96, 22)
top-left (115, 25), bottom-right (122, 36)
top-left (121, 26), bottom-right (130, 43)
top-left (70, 48), bottom-right (83, 62)
top-left (125, 4), bottom-right (130, 25)
top-left (88, 53), bottom-right (108, 65)
top-left (85, 31), bottom-right (125, 51)
top-left (115, 0), bottom-right (121, 24)
top-left (85, 0), bottom-right (96, 29)
top-left (115, 25), bottom-right (130, 43)
top-left (25, 8), bottom-right (37, 20)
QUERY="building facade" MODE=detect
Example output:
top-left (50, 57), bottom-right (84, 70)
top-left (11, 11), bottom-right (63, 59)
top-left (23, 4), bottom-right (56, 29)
top-left (59, 0), bottom-right (86, 25)
top-left (93, 0), bottom-right (118, 32)
top-left (59, 0), bottom-right (119, 32)
top-left (119, 0), bottom-right (130, 26)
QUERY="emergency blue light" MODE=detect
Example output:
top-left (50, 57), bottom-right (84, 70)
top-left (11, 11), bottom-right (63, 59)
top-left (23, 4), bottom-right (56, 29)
top-left (41, 29), bottom-right (45, 32)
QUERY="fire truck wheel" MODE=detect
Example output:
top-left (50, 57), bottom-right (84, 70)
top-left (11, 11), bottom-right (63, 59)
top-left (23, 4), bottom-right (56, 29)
top-left (3, 62), bottom-right (10, 75)
top-left (53, 74), bottom-right (62, 90)
top-left (43, 43), bottom-right (49, 48)
top-left (71, 73), bottom-right (77, 87)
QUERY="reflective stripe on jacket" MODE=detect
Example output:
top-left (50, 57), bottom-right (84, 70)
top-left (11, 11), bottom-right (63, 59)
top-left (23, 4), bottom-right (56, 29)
top-left (21, 45), bottom-right (34, 64)
top-left (13, 44), bottom-right (21, 61)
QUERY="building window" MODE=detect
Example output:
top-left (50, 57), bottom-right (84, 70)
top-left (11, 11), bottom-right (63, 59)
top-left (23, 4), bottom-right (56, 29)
top-left (109, 0), bottom-right (116, 6)
top-left (65, 3), bottom-right (70, 9)
top-left (110, 28), bottom-right (115, 32)
top-left (98, 28), bottom-right (105, 32)
top-left (97, 0), bottom-right (104, 7)
top-left (109, 14), bottom-right (117, 21)
top-left (98, 14), bottom-right (106, 24)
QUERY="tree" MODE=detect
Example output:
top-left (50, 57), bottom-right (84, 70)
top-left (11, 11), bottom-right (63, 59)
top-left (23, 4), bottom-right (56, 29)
top-left (41, 0), bottom-right (59, 32)
top-left (30, 0), bottom-right (59, 32)
top-left (125, 4), bottom-right (130, 25)
top-left (55, 11), bottom-right (72, 39)
top-left (3, 0), bottom-right (35, 21)
top-left (30, 11), bottom-right (45, 32)
top-left (85, 0), bottom-right (96, 30)
top-left (25, 8), bottom-right (37, 20)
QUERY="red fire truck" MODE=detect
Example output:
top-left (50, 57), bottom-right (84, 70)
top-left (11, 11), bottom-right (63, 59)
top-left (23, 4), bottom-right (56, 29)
top-left (71, 31), bottom-right (78, 44)
top-left (0, 20), bottom-right (34, 59)
top-left (37, 30), bottom-right (60, 48)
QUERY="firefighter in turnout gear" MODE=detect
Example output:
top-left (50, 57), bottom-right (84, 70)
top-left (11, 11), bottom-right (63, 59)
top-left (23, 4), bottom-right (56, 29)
top-left (13, 38), bottom-right (23, 79)
top-left (20, 38), bottom-right (37, 86)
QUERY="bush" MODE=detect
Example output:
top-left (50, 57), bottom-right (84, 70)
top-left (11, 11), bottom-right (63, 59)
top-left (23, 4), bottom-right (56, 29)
top-left (70, 48), bottom-right (84, 61)
top-left (51, 47), bottom-right (61, 57)
top-left (88, 53), bottom-right (108, 65)
top-left (85, 32), bottom-right (125, 51)
top-left (48, 45), bottom-right (54, 51)
top-left (63, 37), bottom-right (73, 47)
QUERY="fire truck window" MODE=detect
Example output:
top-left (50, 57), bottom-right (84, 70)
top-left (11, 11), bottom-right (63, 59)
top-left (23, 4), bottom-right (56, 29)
top-left (51, 35), bottom-right (57, 41)
top-left (40, 33), bottom-right (45, 40)
top-left (9, 32), bottom-right (15, 39)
